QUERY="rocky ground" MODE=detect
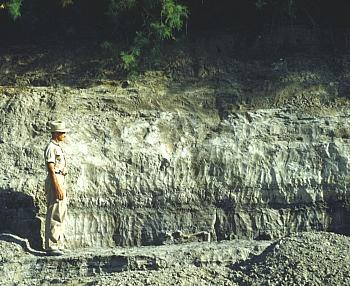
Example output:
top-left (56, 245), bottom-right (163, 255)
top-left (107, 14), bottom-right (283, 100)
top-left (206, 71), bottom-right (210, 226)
top-left (1, 231), bottom-right (350, 285)
top-left (231, 231), bottom-right (350, 286)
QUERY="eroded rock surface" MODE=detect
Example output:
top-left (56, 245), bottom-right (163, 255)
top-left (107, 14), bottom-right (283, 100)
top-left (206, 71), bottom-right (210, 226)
top-left (1, 82), bottom-right (350, 248)
top-left (1, 232), bottom-right (349, 286)
top-left (0, 233), bottom-right (270, 285)
top-left (0, 42), bottom-right (350, 249)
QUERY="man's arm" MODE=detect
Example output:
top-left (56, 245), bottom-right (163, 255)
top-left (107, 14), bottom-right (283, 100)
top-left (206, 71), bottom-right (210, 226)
top-left (47, 162), bottom-right (64, 200)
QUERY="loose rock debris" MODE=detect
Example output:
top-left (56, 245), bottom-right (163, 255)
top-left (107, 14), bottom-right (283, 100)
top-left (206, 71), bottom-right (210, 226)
top-left (1, 231), bottom-right (349, 285)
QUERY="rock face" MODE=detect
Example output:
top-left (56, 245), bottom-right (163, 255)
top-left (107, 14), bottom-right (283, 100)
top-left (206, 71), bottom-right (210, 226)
top-left (0, 45), bottom-right (350, 249)
top-left (1, 83), bottom-right (349, 250)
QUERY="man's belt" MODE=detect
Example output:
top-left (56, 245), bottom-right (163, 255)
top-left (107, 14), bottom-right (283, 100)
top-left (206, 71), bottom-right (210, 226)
top-left (55, 170), bottom-right (65, 175)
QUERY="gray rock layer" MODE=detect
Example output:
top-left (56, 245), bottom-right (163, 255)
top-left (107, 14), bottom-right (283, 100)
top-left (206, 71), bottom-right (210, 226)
top-left (0, 83), bottom-right (350, 249)
top-left (0, 233), bottom-right (270, 286)
top-left (1, 232), bottom-right (349, 286)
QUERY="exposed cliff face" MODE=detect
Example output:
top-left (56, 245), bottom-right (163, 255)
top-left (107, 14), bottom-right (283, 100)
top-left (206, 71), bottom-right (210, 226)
top-left (0, 41), bottom-right (350, 249)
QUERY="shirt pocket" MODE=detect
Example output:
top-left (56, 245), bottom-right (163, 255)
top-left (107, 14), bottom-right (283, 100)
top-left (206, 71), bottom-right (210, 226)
top-left (55, 154), bottom-right (62, 163)
top-left (55, 148), bottom-right (64, 164)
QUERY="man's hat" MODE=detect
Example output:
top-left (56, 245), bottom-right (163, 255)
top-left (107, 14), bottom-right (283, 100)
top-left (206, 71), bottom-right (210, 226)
top-left (50, 120), bottom-right (70, 133)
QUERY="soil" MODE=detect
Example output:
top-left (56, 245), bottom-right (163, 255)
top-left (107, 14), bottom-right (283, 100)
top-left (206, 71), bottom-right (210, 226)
top-left (1, 39), bottom-right (350, 114)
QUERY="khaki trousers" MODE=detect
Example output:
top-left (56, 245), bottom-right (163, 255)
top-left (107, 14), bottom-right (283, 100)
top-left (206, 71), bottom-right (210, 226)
top-left (45, 174), bottom-right (67, 250)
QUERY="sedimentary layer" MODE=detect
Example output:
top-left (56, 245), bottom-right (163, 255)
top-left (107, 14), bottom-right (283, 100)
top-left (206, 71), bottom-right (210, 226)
top-left (0, 81), bottom-right (349, 248)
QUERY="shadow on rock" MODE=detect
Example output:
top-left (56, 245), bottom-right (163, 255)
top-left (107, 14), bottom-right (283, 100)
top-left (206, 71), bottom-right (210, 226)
top-left (0, 233), bottom-right (46, 256)
top-left (0, 190), bottom-right (42, 250)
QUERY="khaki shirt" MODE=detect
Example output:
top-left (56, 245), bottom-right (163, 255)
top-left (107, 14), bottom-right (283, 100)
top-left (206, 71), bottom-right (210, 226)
top-left (44, 140), bottom-right (67, 174)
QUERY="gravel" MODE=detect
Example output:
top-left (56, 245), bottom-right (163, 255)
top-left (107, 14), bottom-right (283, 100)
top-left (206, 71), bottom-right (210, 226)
top-left (1, 231), bottom-right (349, 285)
top-left (230, 231), bottom-right (350, 286)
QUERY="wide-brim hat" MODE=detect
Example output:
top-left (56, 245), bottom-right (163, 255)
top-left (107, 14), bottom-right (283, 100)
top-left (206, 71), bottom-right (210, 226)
top-left (50, 120), bottom-right (70, 133)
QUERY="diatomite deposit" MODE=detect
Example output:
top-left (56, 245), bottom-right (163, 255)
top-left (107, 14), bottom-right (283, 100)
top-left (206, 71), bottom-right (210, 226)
top-left (1, 7), bottom-right (350, 284)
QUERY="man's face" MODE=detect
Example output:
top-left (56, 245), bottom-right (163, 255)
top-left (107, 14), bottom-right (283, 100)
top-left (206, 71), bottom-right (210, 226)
top-left (57, 132), bottom-right (66, 142)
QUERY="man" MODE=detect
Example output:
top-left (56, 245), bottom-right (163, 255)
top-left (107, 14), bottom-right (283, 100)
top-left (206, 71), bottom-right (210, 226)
top-left (44, 120), bottom-right (69, 256)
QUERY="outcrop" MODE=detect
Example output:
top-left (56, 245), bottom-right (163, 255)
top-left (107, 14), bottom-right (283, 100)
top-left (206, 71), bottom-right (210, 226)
top-left (0, 41), bottom-right (350, 250)
top-left (0, 36), bottom-right (350, 284)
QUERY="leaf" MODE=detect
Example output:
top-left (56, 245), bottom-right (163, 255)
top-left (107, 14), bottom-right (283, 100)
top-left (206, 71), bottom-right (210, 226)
top-left (7, 0), bottom-right (22, 20)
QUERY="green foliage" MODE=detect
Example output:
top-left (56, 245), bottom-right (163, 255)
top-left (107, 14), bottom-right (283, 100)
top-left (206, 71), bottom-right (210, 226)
top-left (161, 0), bottom-right (187, 32)
top-left (120, 31), bottom-right (150, 77)
top-left (7, 0), bottom-right (22, 20)
top-left (107, 0), bottom-right (137, 15)
top-left (120, 50), bottom-right (139, 77)
top-left (117, 0), bottom-right (188, 76)
top-left (149, 0), bottom-right (188, 40)
top-left (2, 0), bottom-right (339, 77)
top-left (84, 0), bottom-right (188, 77)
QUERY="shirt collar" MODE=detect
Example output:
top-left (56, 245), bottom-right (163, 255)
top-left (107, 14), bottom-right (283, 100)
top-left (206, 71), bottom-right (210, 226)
top-left (50, 139), bottom-right (61, 146)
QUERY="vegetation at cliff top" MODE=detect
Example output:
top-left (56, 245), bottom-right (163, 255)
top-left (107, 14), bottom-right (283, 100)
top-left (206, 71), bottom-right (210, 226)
top-left (1, 0), bottom-right (350, 75)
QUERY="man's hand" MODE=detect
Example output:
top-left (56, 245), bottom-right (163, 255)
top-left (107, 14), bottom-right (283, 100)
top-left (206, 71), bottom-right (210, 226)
top-left (55, 186), bottom-right (64, 200)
